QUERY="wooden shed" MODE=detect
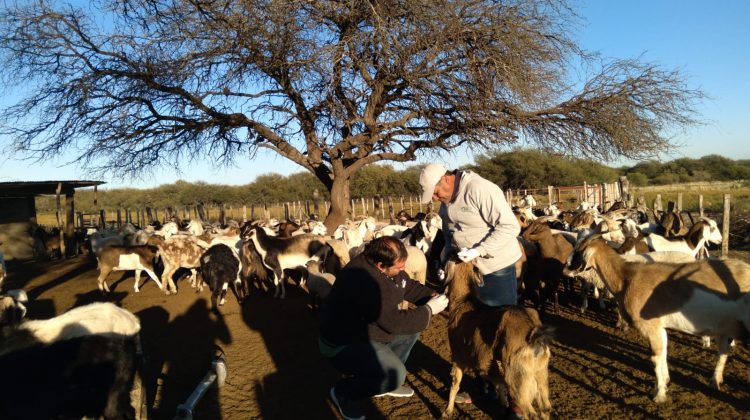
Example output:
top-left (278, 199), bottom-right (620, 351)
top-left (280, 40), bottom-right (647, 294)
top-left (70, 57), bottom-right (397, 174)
top-left (0, 180), bottom-right (104, 261)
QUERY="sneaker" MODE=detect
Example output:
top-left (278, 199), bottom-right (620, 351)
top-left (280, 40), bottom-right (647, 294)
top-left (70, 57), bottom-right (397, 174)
top-left (330, 386), bottom-right (365, 420)
top-left (375, 385), bottom-right (414, 398)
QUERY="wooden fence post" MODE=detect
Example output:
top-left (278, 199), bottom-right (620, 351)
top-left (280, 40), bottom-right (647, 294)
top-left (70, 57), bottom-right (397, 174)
top-left (547, 185), bottom-right (554, 206)
top-left (699, 195), bottom-right (704, 217)
top-left (373, 195), bottom-right (381, 219)
top-left (219, 203), bottom-right (226, 226)
top-left (313, 189), bottom-right (320, 216)
top-left (677, 193), bottom-right (683, 213)
top-left (197, 204), bottom-right (206, 221)
top-left (654, 194), bottom-right (662, 214)
top-left (722, 194), bottom-right (730, 258)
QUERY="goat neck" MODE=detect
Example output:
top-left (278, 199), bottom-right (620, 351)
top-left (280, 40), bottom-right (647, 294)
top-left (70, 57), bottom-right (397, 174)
top-left (571, 236), bottom-right (627, 295)
top-left (444, 260), bottom-right (482, 307)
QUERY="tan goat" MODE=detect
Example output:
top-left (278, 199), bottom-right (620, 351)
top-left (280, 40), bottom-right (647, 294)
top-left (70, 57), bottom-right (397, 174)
top-left (442, 259), bottom-right (554, 419)
top-left (567, 234), bottom-right (750, 403)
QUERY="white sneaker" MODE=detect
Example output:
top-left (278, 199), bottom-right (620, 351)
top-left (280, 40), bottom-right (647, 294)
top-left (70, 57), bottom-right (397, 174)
top-left (374, 385), bottom-right (414, 398)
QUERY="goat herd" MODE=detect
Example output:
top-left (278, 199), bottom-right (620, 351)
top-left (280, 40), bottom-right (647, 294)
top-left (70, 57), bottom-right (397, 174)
top-left (0, 195), bottom-right (749, 418)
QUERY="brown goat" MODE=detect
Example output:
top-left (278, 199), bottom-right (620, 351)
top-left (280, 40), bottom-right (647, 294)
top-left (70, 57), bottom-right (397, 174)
top-left (95, 245), bottom-right (162, 293)
top-left (442, 260), bottom-right (554, 419)
top-left (521, 220), bottom-right (573, 312)
top-left (568, 234), bottom-right (750, 402)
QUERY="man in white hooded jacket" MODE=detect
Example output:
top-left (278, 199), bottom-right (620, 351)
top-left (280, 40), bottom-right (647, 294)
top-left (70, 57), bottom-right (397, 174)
top-left (420, 163), bottom-right (523, 414)
top-left (420, 163), bottom-right (522, 306)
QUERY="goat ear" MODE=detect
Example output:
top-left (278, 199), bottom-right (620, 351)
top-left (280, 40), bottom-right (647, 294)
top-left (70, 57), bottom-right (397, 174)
top-left (472, 266), bottom-right (484, 287)
top-left (445, 261), bottom-right (455, 284)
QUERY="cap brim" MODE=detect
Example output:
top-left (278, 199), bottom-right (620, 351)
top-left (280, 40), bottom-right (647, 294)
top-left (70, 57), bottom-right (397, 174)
top-left (420, 189), bottom-right (434, 204)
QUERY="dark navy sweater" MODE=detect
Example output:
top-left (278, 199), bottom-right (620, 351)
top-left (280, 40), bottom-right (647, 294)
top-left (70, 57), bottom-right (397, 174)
top-left (320, 254), bottom-right (435, 345)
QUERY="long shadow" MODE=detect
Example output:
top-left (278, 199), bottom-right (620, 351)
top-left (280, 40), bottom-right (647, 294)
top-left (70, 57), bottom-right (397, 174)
top-left (137, 299), bottom-right (232, 420)
top-left (241, 283), bottom-right (341, 419)
top-left (3, 255), bottom-right (92, 290)
top-left (547, 309), bottom-right (750, 411)
top-left (12, 256), bottom-right (97, 300)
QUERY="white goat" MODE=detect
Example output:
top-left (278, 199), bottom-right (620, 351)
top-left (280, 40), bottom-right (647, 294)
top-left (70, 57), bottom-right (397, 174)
top-left (645, 217), bottom-right (722, 258)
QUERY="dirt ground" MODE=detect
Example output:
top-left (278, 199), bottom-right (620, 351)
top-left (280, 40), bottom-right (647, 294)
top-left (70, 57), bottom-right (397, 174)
top-left (4, 255), bottom-right (750, 420)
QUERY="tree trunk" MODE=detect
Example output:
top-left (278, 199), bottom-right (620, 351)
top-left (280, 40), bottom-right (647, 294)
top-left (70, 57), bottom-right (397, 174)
top-left (324, 176), bottom-right (351, 232)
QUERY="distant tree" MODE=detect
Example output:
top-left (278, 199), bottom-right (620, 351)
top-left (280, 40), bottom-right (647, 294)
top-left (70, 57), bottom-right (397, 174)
top-left (0, 0), bottom-right (704, 228)
top-left (628, 160), bottom-right (664, 179)
top-left (473, 149), bottom-right (619, 189)
top-left (627, 172), bottom-right (649, 186)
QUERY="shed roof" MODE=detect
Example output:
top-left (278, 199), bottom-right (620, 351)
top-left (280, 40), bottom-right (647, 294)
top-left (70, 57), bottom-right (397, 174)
top-left (0, 180), bottom-right (105, 197)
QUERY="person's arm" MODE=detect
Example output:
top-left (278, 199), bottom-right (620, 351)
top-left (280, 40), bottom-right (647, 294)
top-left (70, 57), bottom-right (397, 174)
top-left (374, 273), bottom-right (432, 335)
top-left (467, 180), bottom-right (520, 257)
top-left (400, 272), bottom-right (436, 304)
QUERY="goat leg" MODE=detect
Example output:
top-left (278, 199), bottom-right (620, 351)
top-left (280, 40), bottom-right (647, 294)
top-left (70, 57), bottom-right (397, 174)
top-left (441, 364), bottom-right (463, 418)
top-left (646, 326), bottom-right (670, 403)
top-left (133, 269), bottom-right (142, 293)
top-left (710, 336), bottom-right (732, 390)
top-left (97, 270), bottom-right (111, 294)
top-left (219, 282), bottom-right (228, 306)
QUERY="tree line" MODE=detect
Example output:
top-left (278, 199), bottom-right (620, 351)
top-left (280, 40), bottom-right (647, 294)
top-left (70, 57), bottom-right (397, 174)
top-left (34, 151), bottom-right (750, 214)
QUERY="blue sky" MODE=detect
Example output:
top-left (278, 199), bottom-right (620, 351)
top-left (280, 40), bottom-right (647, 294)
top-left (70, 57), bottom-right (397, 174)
top-left (1, 0), bottom-right (748, 189)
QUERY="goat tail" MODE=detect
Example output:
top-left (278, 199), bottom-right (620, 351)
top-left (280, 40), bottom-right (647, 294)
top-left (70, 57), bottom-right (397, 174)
top-left (528, 325), bottom-right (555, 355)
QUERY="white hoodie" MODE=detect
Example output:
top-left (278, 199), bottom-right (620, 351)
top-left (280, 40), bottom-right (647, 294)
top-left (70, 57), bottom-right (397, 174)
top-left (439, 171), bottom-right (521, 275)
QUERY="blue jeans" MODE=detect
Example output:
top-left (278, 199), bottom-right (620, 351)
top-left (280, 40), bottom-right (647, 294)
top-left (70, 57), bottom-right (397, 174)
top-left (328, 333), bottom-right (420, 401)
top-left (475, 264), bottom-right (517, 307)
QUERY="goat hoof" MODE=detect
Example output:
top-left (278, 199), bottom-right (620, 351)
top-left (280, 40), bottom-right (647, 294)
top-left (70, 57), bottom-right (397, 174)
top-left (440, 410), bottom-right (455, 419)
top-left (653, 393), bottom-right (669, 404)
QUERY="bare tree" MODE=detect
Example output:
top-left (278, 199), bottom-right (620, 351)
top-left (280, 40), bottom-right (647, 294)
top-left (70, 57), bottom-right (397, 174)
top-left (0, 0), bottom-right (703, 228)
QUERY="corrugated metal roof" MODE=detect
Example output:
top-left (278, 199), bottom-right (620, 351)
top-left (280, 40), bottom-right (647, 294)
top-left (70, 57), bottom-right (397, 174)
top-left (0, 180), bottom-right (105, 196)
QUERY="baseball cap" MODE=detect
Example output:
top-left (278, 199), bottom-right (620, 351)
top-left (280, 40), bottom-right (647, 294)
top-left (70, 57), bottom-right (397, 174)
top-left (419, 163), bottom-right (446, 204)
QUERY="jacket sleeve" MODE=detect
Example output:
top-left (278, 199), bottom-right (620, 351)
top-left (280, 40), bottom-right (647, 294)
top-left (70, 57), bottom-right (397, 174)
top-left (375, 272), bottom-right (432, 335)
top-left (401, 273), bottom-right (436, 304)
top-left (376, 304), bottom-right (431, 336)
top-left (466, 179), bottom-right (521, 257)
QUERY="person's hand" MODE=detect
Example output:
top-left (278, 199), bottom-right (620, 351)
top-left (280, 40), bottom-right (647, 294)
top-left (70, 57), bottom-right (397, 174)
top-left (457, 247), bottom-right (481, 263)
top-left (426, 294), bottom-right (449, 315)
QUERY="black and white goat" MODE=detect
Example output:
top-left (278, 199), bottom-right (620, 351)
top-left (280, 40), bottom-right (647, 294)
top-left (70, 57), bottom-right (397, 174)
top-left (0, 299), bottom-right (144, 419)
top-left (241, 225), bottom-right (328, 299)
top-left (200, 243), bottom-right (244, 311)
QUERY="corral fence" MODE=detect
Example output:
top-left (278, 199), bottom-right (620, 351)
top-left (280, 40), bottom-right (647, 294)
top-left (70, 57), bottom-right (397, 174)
top-left (75, 193), bottom-right (434, 229)
top-left (69, 177), bottom-right (740, 257)
top-left (507, 177), bottom-right (739, 257)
